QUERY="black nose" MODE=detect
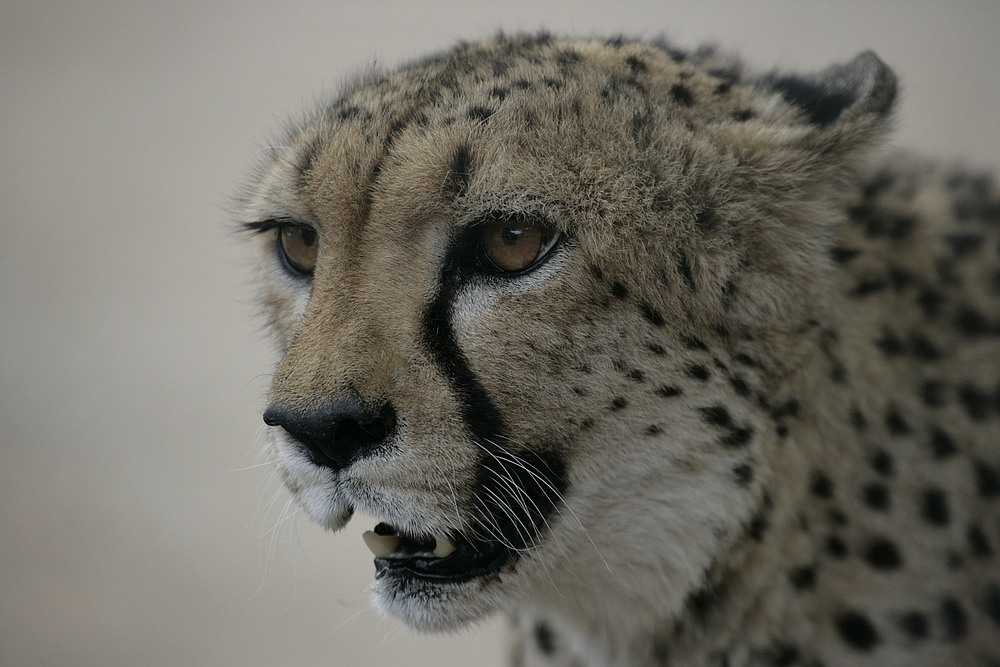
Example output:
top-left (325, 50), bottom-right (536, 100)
top-left (262, 399), bottom-right (397, 471)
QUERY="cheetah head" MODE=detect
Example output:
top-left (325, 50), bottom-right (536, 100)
top-left (240, 35), bottom-right (896, 633)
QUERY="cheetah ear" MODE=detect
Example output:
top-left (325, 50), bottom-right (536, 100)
top-left (754, 51), bottom-right (898, 170)
top-left (726, 52), bottom-right (896, 181)
top-left (761, 51), bottom-right (897, 132)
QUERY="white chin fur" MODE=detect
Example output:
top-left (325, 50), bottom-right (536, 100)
top-left (371, 575), bottom-right (502, 633)
top-left (297, 484), bottom-right (352, 531)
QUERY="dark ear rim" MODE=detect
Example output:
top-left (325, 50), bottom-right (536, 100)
top-left (761, 51), bottom-right (897, 129)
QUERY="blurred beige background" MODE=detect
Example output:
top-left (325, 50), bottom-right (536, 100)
top-left (1, 2), bottom-right (998, 665)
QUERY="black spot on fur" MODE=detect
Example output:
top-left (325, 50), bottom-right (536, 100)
top-left (295, 134), bottom-right (324, 185)
top-left (967, 523), bottom-right (993, 557)
top-left (645, 424), bottom-right (662, 436)
top-left (828, 509), bottom-right (848, 526)
top-left (875, 329), bottom-right (906, 356)
top-left (920, 380), bottom-right (947, 408)
top-left (446, 144), bottom-right (473, 197)
top-left (810, 470), bottom-right (834, 498)
top-left (885, 408), bottom-right (911, 435)
top-left (939, 597), bottom-right (967, 641)
top-left (906, 333), bottom-right (939, 360)
top-left (722, 427), bottom-right (754, 448)
top-left (871, 450), bottom-right (893, 476)
top-left (898, 611), bottom-right (929, 639)
top-left (984, 583), bottom-right (1000, 625)
top-left (729, 375), bottom-right (751, 397)
top-left (955, 306), bottom-right (999, 337)
top-left (628, 369), bottom-right (645, 382)
top-left (850, 407), bottom-right (867, 431)
top-left (921, 488), bottom-right (950, 526)
top-left (610, 397), bottom-right (628, 411)
top-left (889, 267), bottom-right (914, 291)
top-left (611, 281), bottom-right (629, 299)
top-left (655, 385), bottom-right (682, 398)
top-left (687, 364), bottom-right (710, 381)
top-left (748, 513), bottom-right (768, 541)
top-left (733, 353), bottom-right (757, 368)
top-left (732, 109), bottom-right (756, 122)
top-left (490, 58), bottom-right (511, 77)
top-left (831, 247), bottom-right (862, 263)
top-left (863, 537), bottom-right (903, 570)
top-left (467, 106), bottom-right (495, 124)
top-left (974, 460), bottom-right (1000, 498)
top-left (336, 104), bottom-right (362, 121)
top-left (825, 535), bottom-right (848, 558)
top-left (929, 426), bottom-right (958, 459)
top-left (682, 336), bottom-right (709, 351)
top-left (640, 303), bottom-right (664, 326)
top-left (789, 566), bottom-right (816, 590)
top-left (700, 405), bottom-right (733, 428)
top-left (534, 621), bottom-right (556, 655)
top-left (889, 215), bottom-right (916, 241)
top-left (944, 232), bottom-right (985, 257)
top-left (958, 383), bottom-right (994, 421)
top-left (862, 483), bottom-right (890, 510)
top-left (670, 83), bottom-right (694, 106)
top-left (694, 208), bottom-right (717, 231)
top-left (685, 578), bottom-right (728, 624)
top-left (589, 264), bottom-right (604, 281)
top-left (625, 55), bottom-right (647, 73)
top-left (489, 86), bottom-right (509, 101)
top-left (850, 278), bottom-right (888, 297)
top-left (834, 611), bottom-right (880, 651)
top-left (647, 343), bottom-right (666, 355)
top-left (678, 252), bottom-right (696, 290)
top-left (917, 287), bottom-right (945, 319)
top-left (733, 463), bottom-right (754, 486)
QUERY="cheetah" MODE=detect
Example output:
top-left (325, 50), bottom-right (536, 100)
top-left (239, 34), bottom-right (1000, 666)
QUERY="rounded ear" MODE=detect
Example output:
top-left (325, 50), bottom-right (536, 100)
top-left (709, 52), bottom-right (898, 184)
top-left (761, 51), bottom-right (898, 164)
top-left (761, 51), bottom-right (897, 130)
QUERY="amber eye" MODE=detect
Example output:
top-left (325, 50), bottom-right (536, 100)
top-left (278, 225), bottom-right (318, 276)
top-left (479, 217), bottom-right (560, 274)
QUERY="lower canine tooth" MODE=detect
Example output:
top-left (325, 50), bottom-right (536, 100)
top-left (363, 531), bottom-right (400, 558)
top-left (433, 534), bottom-right (456, 558)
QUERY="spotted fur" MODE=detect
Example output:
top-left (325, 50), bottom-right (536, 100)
top-left (239, 34), bottom-right (1000, 667)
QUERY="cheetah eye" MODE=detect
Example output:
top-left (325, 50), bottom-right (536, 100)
top-left (477, 216), bottom-right (561, 275)
top-left (277, 225), bottom-right (318, 276)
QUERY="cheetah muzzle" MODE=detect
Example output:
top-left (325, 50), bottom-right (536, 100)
top-left (240, 33), bottom-right (1000, 666)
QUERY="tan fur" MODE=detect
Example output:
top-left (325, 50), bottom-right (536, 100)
top-left (240, 35), bottom-right (1000, 666)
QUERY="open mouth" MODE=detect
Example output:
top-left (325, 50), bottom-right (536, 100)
top-left (362, 522), bottom-right (511, 583)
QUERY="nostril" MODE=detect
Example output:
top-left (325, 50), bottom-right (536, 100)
top-left (262, 406), bottom-right (284, 427)
top-left (336, 403), bottom-right (397, 448)
top-left (262, 399), bottom-right (397, 471)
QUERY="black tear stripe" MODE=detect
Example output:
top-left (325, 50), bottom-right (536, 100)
top-left (421, 262), bottom-right (568, 557)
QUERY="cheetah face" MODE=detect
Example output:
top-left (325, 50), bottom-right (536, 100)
top-left (240, 36), bottom-right (895, 632)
